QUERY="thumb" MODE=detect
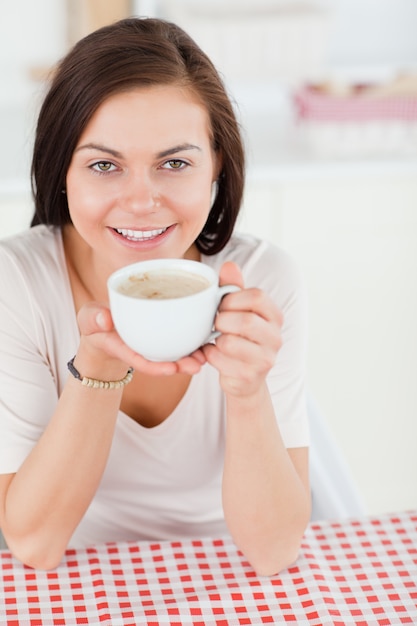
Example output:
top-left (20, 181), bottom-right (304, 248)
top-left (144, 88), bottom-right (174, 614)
top-left (77, 302), bottom-right (114, 337)
top-left (219, 261), bottom-right (244, 289)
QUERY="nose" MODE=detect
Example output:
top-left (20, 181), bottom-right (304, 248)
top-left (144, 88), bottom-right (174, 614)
top-left (121, 170), bottom-right (160, 214)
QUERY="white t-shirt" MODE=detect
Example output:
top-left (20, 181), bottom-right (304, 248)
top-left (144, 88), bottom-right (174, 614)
top-left (0, 225), bottom-right (309, 547)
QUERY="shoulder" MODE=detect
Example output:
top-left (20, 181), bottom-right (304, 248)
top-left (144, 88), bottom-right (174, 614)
top-left (205, 232), bottom-right (305, 299)
top-left (0, 224), bottom-right (62, 265)
top-left (0, 225), bottom-right (65, 286)
top-left (0, 225), bottom-right (69, 332)
top-left (0, 224), bottom-right (76, 386)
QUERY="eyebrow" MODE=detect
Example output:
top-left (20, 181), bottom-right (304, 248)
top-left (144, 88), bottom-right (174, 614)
top-left (74, 142), bottom-right (202, 159)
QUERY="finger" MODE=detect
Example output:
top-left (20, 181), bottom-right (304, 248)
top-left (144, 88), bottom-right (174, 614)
top-left (77, 302), bottom-right (114, 336)
top-left (132, 345), bottom-right (206, 375)
top-left (186, 348), bottom-right (207, 365)
top-left (77, 304), bottom-right (178, 376)
top-left (77, 304), bottom-right (204, 377)
top-left (175, 355), bottom-right (204, 375)
top-left (203, 337), bottom-right (278, 398)
top-left (217, 287), bottom-right (284, 328)
top-left (210, 330), bottom-right (278, 369)
top-left (215, 311), bottom-right (283, 352)
top-left (219, 261), bottom-right (244, 289)
top-left (91, 329), bottom-right (179, 376)
top-left (202, 341), bottom-right (266, 392)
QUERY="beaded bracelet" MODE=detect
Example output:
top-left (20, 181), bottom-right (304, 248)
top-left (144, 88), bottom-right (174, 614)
top-left (67, 356), bottom-right (134, 389)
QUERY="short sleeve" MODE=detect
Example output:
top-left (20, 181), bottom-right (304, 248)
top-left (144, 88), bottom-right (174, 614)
top-left (256, 245), bottom-right (310, 448)
top-left (0, 229), bottom-right (77, 474)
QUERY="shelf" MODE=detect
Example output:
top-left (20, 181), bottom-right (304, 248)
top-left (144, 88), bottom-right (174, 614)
top-left (247, 155), bottom-right (417, 183)
top-left (242, 106), bottom-right (417, 183)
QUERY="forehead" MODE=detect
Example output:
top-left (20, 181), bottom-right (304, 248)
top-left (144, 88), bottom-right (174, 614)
top-left (79, 85), bottom-right (212, 142)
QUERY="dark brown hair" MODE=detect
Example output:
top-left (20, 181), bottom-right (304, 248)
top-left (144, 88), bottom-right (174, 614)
top-left (31, 17), bottom-right (245, 255)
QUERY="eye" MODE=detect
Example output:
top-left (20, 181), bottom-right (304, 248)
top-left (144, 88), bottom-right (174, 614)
top-left (90, 161), bottom-right (116, 173)
top-left (162, 159), bottom-right (188, 170)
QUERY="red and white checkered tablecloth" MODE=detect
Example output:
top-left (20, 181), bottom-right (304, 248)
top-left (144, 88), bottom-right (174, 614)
top-left (1, 510), bottom-right (416, 625)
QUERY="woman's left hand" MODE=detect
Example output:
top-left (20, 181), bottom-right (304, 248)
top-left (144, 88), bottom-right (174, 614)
top-left (202, 262), bottom-right (284, 398)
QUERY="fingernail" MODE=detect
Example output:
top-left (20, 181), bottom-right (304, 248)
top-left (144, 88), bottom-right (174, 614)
top-left (96, 312), bottom-right (106, 328)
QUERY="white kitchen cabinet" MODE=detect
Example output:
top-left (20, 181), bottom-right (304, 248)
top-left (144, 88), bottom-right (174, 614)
top-left (240, 160), bottom-right (417, 515)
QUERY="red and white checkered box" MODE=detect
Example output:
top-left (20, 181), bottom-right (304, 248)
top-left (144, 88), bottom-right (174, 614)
top-left (292, 84), bottom-right (417, 158)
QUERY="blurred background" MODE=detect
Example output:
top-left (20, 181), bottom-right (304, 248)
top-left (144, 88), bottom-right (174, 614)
top-left (0, 0), bottom-right (416, 517)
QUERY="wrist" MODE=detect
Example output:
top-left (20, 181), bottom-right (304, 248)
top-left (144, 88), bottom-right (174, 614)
top-left (74, 340), bottom-right (131, 382)
top-left (68, 356), bottom-right (133, 389)
top-left (225, 383), bottom-right (270, 419)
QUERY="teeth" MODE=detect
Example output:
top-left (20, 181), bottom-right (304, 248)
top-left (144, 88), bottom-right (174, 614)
top-left (115, 227), bottom-right (168, 241)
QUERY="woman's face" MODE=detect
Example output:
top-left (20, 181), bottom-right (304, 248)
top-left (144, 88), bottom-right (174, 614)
top-left (65, 85), bottom-right (220, 273)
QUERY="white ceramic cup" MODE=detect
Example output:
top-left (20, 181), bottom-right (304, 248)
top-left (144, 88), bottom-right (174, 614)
top-left (107, 258), bottom-right (240, 362)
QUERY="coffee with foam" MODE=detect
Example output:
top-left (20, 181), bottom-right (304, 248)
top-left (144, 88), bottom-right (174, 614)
top-left (117, 269), bottom-right (210, 300)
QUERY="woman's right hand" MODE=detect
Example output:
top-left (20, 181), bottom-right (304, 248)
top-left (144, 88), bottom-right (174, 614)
top-left (76, 301), bottom-right (206, 378)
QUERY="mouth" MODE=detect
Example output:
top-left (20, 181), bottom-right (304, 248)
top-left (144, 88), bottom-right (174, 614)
top-left (113, 227), bottom-right (169, 242)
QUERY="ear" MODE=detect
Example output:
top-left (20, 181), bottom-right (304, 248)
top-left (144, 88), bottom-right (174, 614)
top-left (210, 180), bottom-right (218, 207)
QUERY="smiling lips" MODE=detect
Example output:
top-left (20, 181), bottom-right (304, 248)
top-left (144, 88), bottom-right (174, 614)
top-left (115, 227), bottom-right (168, 242)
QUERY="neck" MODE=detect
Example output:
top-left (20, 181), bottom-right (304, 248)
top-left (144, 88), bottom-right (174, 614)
top-left (62, 225), bottom-right (109, 310)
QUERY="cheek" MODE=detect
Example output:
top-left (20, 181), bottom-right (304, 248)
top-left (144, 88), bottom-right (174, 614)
top-left (66, 176), bottom-right (108, 223)
top-left (178, 190), bottom-right (212, 230)
top-left (175, 178), bottom-right (213, 214)
top-left (67, 196), bottom-right (105, 241)
top-left (66, 190), bottom-right (91, 222)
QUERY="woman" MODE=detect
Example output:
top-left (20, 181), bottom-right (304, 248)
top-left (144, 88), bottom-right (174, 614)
top-left (0, 17), bottom-right (310, 574)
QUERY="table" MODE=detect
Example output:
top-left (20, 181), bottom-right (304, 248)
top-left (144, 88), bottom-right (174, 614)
top-left (1, 510), bottom-right (416, 625)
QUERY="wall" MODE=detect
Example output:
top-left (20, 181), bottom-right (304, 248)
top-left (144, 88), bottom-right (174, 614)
top-left (0, 0), bottom-right (66, 192)
top-left (325, 0), bottom-right (417, 70)
top-left (241, 168), bottom-right (417, 515)
top-left (0, 0), bottom-right (65, 107)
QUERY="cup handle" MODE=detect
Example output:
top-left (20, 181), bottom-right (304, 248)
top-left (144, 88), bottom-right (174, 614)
top-left (206, 284), bottom-right (240, 343)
